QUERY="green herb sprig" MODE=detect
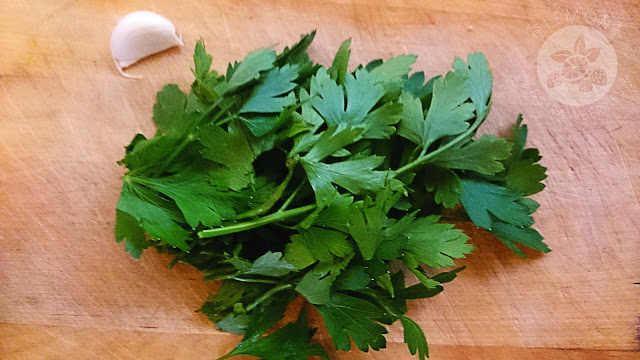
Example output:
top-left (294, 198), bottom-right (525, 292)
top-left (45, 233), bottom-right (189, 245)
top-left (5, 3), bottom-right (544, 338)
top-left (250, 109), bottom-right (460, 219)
top-left (115, 31), bottom-right (548, 359)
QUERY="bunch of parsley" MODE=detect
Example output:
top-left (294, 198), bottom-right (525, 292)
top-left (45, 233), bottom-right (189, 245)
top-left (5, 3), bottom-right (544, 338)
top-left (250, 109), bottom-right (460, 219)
top-left (115, 31), bottom-right (548, 359)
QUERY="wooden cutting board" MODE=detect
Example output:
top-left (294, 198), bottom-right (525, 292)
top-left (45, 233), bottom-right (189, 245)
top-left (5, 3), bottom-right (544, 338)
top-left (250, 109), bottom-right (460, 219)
top-left (1, 0), bottom-right (639, 358)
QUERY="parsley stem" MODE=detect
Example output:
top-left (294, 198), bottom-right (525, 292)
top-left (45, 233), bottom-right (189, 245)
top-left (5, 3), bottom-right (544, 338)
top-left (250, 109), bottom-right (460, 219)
top-left (236, 164), bottom-right (296, 220)
top-left (245, 283), bottom-right (294, 312)
top-left (197, 204), bottom-right (317, 238)
top-left (278, 181), bottom-right (305, 212)
top-left (393, 115), bottom-right (486, 176)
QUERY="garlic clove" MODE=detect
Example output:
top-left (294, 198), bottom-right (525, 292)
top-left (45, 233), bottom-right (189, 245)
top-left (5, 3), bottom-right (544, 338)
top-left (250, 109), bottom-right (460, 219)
top-left (110, 10), bottom-right (183, 79)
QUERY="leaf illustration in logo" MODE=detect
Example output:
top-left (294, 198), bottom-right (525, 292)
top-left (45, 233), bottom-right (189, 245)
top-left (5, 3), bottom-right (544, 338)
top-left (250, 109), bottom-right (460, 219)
top-left (574, 34), bottom-right (585, 54)
top-left (583, 47), bottom-right (600, 62)
top-left (551, 50), bottom-right (572, 63)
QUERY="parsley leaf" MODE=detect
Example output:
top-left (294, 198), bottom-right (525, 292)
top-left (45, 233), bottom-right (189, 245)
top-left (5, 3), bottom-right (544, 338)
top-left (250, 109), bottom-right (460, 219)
top-left (400, 316), bottom-right (429, 359)
top-left (402, 215), bottom-right (473, 268)
top-left (290, 227), bottom-right (352, 263)
top-left (302, 125), bottom-right (364, 162)
top-left (504, 115), bottom-right (548, 196)
top-left (328, 38), bottom-right (352, 84)
top-left (314, 293), bottom-right (388, 352)
top-left (460, 179), bottom-right (549, 256)
top-left (114, 209), bottom-right (149, 259)
top-left (199, 122), bottom-right (256, 190)
top-left (460, 180), bottom-right (535, 229)
top-left (116, 183), bottom-right (190, 251)
top-left (420, 67), bottom-right (474, 148)
top-left (228, 251), bottom-right (296, 277)
top-left (240, 64), bottom-right (299, 114)
top-left (368, 54), bottom-right (417, 97)
top-left (216, 48), bottom-right (276, 95)
top-left (397, 53), bottom-right (491, 149)
top-left (301, 155), bottom-right (388, 205)
top-left (193, 40), bottom-right (212, 81)
top-left (453, 53), bottom-right (493, 119)
top-left (220, 307), bottom-right (328, 360)
top-left (347, 185), bottom-right (400, 260)
top-left (431, 134), bottom-right (513, 175)
top-left (132, 170), bottom-right (240, 229)
top-left (334, 265), bottom-right (371, 291)
top-left (152, 84), bottom-right (191, 135)
top-left (311, 67), bottom-right (399, 138)
top-left (423, 165), bottom-right (463, 208)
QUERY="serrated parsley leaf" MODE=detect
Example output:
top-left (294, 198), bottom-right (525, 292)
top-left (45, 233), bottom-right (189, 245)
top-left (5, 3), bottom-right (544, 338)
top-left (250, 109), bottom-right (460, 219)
top-left (423, 165), bottom-right (462, 208)
top-left (397, 91), bottom-right (425, 145)
top-left (121, 85), bottom-right (200, 173)
top-left (431, 134), bottom-right (513, 175)
top-left (301, 155), bottom-right (388, 205)
top-left (291, 227), bottom-right (352, 263)
top-left (115, 209), bottom-right (149, 259)
top-left (369, 54), bottom-right (417, 98)
top-left (506, 157), bottom-right (547, 196)
top-left (334, 265), bottom-right (371, 291)
top-left (491, 222), bottom-right (549, 256)
top-left (284, 238), bottom-right (317, 270)
top-left (313, 194), bottom-right (354, 232)
top-left (403, 215), bottom-right (473, 268)
top-left (422, 65), bottom-right (475, 148)
top-left (133, 170), bottom-right (239, 229)
top-left (193, 40), bottom-right (213, 80)
top-left (153, 84), bottom-right (189, 135)
top-left (295, 271), bottom-right (336, 305)
top-left (199, 122), bottom-right (255, 190)
top-left (240, 64), bottom-right (299, 113)
top-left (311, 67), bottom-right (393, 137)
top-left (399, 316), bottom-right (429, 360)
top-left (361, 102), bottom-right (403, 139)
top-left (369, 55), bottom-right (417, 85)
top-left (302, 125), bottom-right (364, 162)
top-left (216, 48), bottom-right (276, 95)
top-left (295, 254), bottom-right (354, 305)
top-left (504, 116), bottom-right (547, 196)
top-left (403, 72), bottom-right (437, 99)
top-left (347, 185), bottom-right (400, 260)
top-left (453, 53), bottom-right (493, 120)
top-left (117, 183), bottom-right (190, 251)
top-left (398, 54), bottom-right (492, 149)
top-left (314, 293), bottom-right (388, 352)
top-left (460, 179), bottom-right (548, 256)
top-left (220, 307), bottom-right (328, 360)
top-left (229, 251), bottom-right (296, 277)
top-left (328, 38), bottom-right (352, 84)
top-left (460, 180), bottom-right (535, 229)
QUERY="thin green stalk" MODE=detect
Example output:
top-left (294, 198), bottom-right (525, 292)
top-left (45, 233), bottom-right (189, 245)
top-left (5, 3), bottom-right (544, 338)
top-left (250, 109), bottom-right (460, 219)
top-left (198, 204), bottom-right (316, 238)
top-left (227, 277), bottom-right (279, 284)
top-left (394, 116), bottom-right (486, 176)
top-left (236, 164), bottom-right (296, 220)
top-left (245, 284), bottom-right (294, 312)
top-left (277, 181), bottom-right (305, 212)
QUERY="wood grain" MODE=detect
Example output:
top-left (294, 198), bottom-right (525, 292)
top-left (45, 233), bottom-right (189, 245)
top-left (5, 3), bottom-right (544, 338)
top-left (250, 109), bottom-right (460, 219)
top-left (1, 0), bottom-right (639, 358)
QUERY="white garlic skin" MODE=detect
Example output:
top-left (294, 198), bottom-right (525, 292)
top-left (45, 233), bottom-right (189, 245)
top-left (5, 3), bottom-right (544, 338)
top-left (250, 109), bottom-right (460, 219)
top-left (110, 10), bottom-right (183, 78)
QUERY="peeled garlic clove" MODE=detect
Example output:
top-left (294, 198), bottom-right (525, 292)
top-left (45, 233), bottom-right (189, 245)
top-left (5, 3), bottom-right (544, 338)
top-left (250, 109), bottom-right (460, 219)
top-left (110, 10), bottom-right (183, 79)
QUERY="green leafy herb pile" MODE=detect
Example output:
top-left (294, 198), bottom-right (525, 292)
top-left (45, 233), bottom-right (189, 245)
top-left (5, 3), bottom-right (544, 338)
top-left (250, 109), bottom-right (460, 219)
top-left (114, 31), bottom-right (548, 359)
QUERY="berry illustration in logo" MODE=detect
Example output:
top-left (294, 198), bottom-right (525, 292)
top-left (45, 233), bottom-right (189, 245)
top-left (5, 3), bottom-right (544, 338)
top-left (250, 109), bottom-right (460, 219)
top-left (546, 34), bottom-right (607, 92)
